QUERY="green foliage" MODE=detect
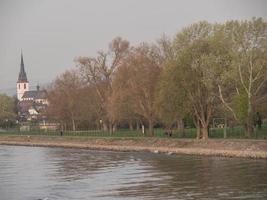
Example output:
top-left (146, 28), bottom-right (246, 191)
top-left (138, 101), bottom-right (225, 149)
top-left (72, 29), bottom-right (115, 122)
top-left (168, 23), bottom-right (233, 138)
top-left (0, 94), bottom-right (16, 127)
top-left (219, 18), bottom-right (267, 136)
top-left (233, 93), bottom-right (248, 123)
top-left (183, 113), bottom-right (195, 128)
top-left (155, 60), bottom-right (188, 128)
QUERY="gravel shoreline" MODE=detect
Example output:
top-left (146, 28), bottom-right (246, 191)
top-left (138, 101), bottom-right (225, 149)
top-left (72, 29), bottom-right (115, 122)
top-left (0, 135), bottom-right (267, 159)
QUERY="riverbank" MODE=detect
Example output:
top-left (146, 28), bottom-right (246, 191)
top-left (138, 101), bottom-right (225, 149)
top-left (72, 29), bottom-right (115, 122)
top-left (0, 135), bottom-right (267, 159)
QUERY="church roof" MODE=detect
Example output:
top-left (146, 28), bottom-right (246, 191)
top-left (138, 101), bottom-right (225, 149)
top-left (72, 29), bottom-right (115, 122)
top-left (22, 90), bottom-right (47, 100)
top-left (17, 52), bottom-right (28, 83)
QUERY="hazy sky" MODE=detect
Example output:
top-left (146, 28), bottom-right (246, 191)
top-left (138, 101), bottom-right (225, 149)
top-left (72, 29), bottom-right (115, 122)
top-left (0, 0), bottom-right (266, 95)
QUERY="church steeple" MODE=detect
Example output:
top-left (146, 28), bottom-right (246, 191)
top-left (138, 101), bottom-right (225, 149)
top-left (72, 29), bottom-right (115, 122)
top-left (17, 52), bottom-right (28, 83)
top-left (17, 51), bottom-right (29, 101)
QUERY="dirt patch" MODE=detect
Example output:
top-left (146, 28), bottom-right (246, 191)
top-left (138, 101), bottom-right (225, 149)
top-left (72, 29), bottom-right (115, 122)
top-left (0, 135), bottom-right (266, 159)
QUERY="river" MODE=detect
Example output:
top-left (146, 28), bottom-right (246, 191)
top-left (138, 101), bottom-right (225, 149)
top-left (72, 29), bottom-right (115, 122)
top-left (0, 145), bottom-right (266, 200)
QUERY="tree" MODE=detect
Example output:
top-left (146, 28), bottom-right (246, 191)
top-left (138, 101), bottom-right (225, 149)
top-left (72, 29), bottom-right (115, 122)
top-left (76, 37), bottom-right (130, 133)
top-left (169, 22), bottom-right (232, 139)
top-left (47, 70), bottom-right (83, 131)
top-left (0, 94), bottom-right (16, 128)
top-left (155, 61), bottom-right (188, 136)
top-left (108, 62), bottom-right (138, 130)
top-left (155, 35), bottom-right (189, 135)
top-left (218, 18), bottom-right (267, 137)
top-left (76, 85), bottom-right (103, 130)
top-left (112, 43), bottom-right (161, 135)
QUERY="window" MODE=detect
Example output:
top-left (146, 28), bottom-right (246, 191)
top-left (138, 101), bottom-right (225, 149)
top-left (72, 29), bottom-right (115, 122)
top-left (18, 84), bottom-right (20, 89)
top-left (24, 83), bottom-right (26, 89)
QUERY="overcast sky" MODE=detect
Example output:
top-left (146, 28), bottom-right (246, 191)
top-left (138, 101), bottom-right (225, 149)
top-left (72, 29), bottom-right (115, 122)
top-left (0, 0), bottom-right (266, 95)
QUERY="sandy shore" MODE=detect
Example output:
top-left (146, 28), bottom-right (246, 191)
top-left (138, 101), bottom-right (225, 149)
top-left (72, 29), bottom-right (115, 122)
top-left (0, 135), bottom-right (267, 159)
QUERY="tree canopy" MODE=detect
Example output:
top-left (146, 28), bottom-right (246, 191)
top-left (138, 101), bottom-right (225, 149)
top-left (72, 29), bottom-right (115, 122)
top-left (46, 18), bottom-right (267, 139)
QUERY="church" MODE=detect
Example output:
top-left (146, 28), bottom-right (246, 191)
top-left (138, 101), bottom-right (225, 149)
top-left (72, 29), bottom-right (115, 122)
top-left (17, 53), bottom-right (48, 122)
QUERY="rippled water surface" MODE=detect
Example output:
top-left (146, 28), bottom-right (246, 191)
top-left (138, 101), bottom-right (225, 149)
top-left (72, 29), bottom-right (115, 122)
top-left (0, 145), bottom-right (267, 200)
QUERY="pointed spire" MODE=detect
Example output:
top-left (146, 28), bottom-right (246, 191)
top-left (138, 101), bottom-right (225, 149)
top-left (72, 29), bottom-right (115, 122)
top-left (18, 50), bottom-right (28, 83)
top-left (21, 50), bottom-right (24, 67)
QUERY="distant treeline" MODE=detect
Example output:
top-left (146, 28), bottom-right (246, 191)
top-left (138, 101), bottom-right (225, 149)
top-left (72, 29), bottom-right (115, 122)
top-left (46, 18), bottom-right (267, 139)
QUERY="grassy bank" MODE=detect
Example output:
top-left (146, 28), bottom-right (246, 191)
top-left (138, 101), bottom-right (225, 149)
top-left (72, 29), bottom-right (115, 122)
top-left (0, 135), bottom-right (267, 159)
top-left (1, 123), bottom-right (267, 139)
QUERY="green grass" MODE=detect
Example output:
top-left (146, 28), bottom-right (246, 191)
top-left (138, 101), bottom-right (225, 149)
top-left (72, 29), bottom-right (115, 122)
top-left (0, 124), bottom-right (266, 139)
top-left (209, 124), bottom-right (267, 139)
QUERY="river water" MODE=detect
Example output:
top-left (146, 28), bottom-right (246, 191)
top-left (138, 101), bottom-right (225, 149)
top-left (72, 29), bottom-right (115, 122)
top-left (0, 145), bottom-right (266, 200)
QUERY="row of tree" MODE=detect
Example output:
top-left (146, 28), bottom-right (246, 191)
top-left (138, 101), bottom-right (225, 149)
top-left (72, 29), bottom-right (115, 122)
top-left (47, 18), bottom-right (267, 139)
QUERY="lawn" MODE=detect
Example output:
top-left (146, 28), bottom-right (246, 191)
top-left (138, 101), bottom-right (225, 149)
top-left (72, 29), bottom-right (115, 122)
top-left (0, 124), bottom-right (266, 139)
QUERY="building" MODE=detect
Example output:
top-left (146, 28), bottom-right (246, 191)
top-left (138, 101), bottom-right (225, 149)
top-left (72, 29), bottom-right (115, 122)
top-left (17, 53), bottom-right (48, 122)
top-left (17, 53), bottom-right (29, 101)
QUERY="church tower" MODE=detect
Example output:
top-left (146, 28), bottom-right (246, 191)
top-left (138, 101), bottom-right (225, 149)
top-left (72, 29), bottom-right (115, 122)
top-left (17, 52), bottom-right (29, 101)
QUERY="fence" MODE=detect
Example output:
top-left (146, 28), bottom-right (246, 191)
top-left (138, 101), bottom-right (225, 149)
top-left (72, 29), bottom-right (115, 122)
top-left (0, 124), bottom-right (266, 139)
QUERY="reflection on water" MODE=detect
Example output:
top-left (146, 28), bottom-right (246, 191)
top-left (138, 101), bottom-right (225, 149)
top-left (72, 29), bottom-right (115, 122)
top-left (0, 145), bottom-right (267, 200)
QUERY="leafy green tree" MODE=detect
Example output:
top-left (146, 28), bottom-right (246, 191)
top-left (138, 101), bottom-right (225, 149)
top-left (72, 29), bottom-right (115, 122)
top-left (0, 94), bottom-right (16, 128)
top-left (218, 18), bottom-right (267, 137)
top-left (155, 60), bottom-right (188, 135)
top-left (168, 22), bottom-right (232, 139)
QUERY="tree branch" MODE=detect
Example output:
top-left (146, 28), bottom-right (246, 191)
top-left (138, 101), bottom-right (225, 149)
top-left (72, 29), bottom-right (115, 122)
top-left (238, 64), bottom-right (249, 95)
top-left (218, 85), bottom-right (237, 120)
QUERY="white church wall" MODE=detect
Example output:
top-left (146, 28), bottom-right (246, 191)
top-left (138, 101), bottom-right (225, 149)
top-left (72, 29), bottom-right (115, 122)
top-left (17, 82), bottom-right (29, 101)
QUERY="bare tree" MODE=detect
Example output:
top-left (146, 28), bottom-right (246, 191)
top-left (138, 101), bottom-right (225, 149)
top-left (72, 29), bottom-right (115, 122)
top-left (76, 37), bottom-right (130, 133)
top-left (47, 70), bottom-right (82, 131)
top-left (112, 43), bottom-right (161, 135)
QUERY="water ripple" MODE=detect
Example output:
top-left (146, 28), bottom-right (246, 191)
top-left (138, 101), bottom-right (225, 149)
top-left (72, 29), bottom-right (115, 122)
top-left (0, 145), bottom-right (267, 200)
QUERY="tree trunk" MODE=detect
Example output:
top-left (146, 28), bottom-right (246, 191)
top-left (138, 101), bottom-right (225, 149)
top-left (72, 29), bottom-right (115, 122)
top-left (195, 120), bottom-right (209, 140)
top-left (109, 121), bottom-right (113, 135)
top-left (244, 122), bottom-right (253, 138)
top-left (112, 123), bottom-right (117, 133)
top-left (196, 120), bottom-right (201, 139)
top-left (148, 118), bottom-right (154, 136)
top-left (103, 122), bottom-right (108, 132)
top-left (72, 118), bottom-right (76, 131)
top-left (177, 119), bottom-right (185, 137)
top-left (129, 120), bottom-right (134, 131)
top-left (245, 102), bottom-right (253, 138)
top-left (136, 121), bottom-right (140, 132)
top-left (193, 117), bottom-right (201, 139)
top-left (224, 117), bottom-right (227, 139)
top-left (201, 125), bottom-right (209, 140)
